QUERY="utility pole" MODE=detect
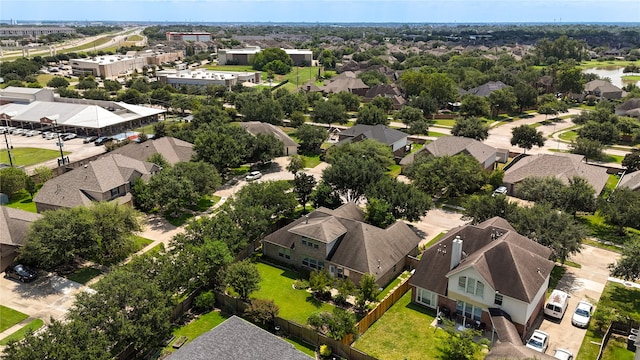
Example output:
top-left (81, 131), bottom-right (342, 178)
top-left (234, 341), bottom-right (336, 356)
top-left (3, 131), bottom-right (13, 167)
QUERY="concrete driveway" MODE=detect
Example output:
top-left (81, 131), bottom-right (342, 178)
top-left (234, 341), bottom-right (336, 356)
top-left (536, 245), bottom-right (620, 357)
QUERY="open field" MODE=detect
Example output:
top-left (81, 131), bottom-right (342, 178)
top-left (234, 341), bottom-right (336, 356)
top-left (0, 147), bottom-right (70, 167)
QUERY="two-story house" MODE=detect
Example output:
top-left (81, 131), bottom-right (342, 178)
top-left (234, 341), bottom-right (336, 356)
top-left (34, 154), bottom-right (159, 212)
top-left (262, 202), bottom-right (421, 286)
top-left (409, 217), bottom-right (554, 338)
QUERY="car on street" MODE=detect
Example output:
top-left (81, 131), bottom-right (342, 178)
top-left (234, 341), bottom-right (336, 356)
top-left (571, 301), bottom-right (594, 328)
top-left (4, 264), bottom-right (38, 283)
top-left (245, 170), bottom-right (262, 181)
top-left (62, 133), bottom-right (77, 141)
top-left (83, 136), bottom-right (98, 144)
top-left (45, 132), bottom-right (57, 140)
top-left (552, 349), bottom-right (574, 360)
top-left (525, 330), bottom-right (549, 353)
top-left (94, 136), bottom-right (112, 146)
top-left (25, 130), bottom-right (40, 137)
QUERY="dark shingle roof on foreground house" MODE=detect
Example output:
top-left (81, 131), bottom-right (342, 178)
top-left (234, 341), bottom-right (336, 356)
top-left (338, 124), bottom-right (407, 147)
top-left (400, 136), bottom-right (496, 166)
top-left (463, 81), bottom-right (509, 97)
top-left (263, 202), bottom-right (419, 277)
top-left (0, 207), bottom-right (41, 247)
top-left (109, 137), bottom-right (193, 165)
top-left (503, 153), bottom-right (609, 195)
top-left (619, 171), bottom-right (640, 191)
top-left (33, 154), bottom-right (158, 209)
top-left (410, 217), bottom-right (554, 303)
top-left (239, 121), bottom-right (298, 148)
top-left (167, 315), bottom-right (310, 360)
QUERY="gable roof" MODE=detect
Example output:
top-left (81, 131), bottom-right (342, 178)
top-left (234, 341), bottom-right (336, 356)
top-left (108, 137), bottom-right (194, 165)
top-left (238, 121), bottom-right (298, 147)
top-left (263, 202), bottom-right (420, 278)
top-left (0, 207), bottom-right (41, 247)
top-left (584, 79), bottom-right (622, 94)
top-left (338, 124), bottom-right (407, 146)
top-left (619, 170), bottom-right (640, 191)
top-left (167, 316), bottom-right (310, 360)
top-left (321, 77), bottom-right (369, 94)
top-left (364, 84), bottom-right (402, 99)
top-left (33, 154), bottom-right (158, 209)
top-left (463, 81), bottom-right (509, 97)
top-left (400, 136), bottom-right (496, 166)
top-left (616, 98), bottom-right (640, 112)
top-left (503, 153), bottom-right (609, 195)
top-left (409, 217), bottom-right (553, 303)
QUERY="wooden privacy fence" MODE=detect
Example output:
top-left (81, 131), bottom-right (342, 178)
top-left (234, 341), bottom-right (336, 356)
top-left (356, 278), bottom-right (411, 335)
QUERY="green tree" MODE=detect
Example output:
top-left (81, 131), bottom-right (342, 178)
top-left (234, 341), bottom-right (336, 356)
top-left (370, 96), bottom-right (394, 114)
top-left (464, 194), bottom-right (518, 224)
top-left (460, 94), bottom-right (490, 118)
top-left (311, 180), bottom-right (343, 210)
top-left (32, 166), bottom-right (54, 185)
top-left (510, 125), bottom-right (546, 153)
top-left (439, 321), bottom-right (484, 360)
top-left (90, 202), bottom-right (144, 262)
top-left (609, 238), bottom-right (640, 281)
top-left (599, 187), bottom-right (640, 235)
top-left (622, 149), bottom-right (640, 172)
top-left (569, 137), bottom-right (604, 161)
top-left (397, 106), bottom-right (425, 128)
top-left (289, 111), bottom-right (306, 128)
top-left (294, 172), bottom-right (317, 213)
top-left (365, 197), bottom-right (396, 228)
top-left (172, 161), bottom-right (222, 196)
top-left (287, 154), bottom-right (305, 174)
top-left (46, 76), bottom-right (69, 88)
top-left (359, 273), bottom-right (380, 302)
top-left (245, 299), bottom-right (280, 327)
top-left (357, 70), bottom-right (388, 87)
top-left (563, 176), bottom-right (596, 216)
top-left (296, 124), bottom-right (327, 153)
top-left (0, 167), bottom-right (28, 199)
top-left (225, 260), bottom-right (262, 300)
top-left (193, 125), bottom-right (253, 173)
top-left (366, 177), bottom-right (432, 222)
top-left (577, 121), bottom-right (619, 145)
top-left (313, 97), bottom-right (348, 124)
top-left (252, 48), bottom-right (293, 73)
top-left (332, 91), bottom-right (361, 112)
top-left (309, 269), bottom-right (333, 299)
top-left (513, 82), bottom-right (538, 113)
top-left (147, 153), bottom-right (170, 169)
top-left (515, 176), bottom-right (566, 206)
top-left (488, 88), bottom-right (517, 115)
top-left (406, 153), bottom-right (487, 198)
top-left (357, 103), bottom-right (389, 125)
top-left (556, 65), bottom-right (584, 95)
top-left (323, 140), bottom-right (394, 202)
top-left (451, 117), bottom-right (489, 141)
top-left (250, 133), bottom-right (284, 163)
top-left (103, 79), bottom-right (122, 92)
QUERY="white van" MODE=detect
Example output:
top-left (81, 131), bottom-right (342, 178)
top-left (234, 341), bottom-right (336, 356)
top-left (544, 289), bottom-right (569, 320)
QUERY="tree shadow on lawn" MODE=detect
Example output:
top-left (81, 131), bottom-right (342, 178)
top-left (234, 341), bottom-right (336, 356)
top-left (305, 295), bottom-right (324, 308)
top-left (405, 301), bottom-right (438, 318)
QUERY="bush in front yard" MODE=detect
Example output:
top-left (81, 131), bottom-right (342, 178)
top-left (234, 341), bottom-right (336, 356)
top-left (194, 291), bottom-right (215, 313)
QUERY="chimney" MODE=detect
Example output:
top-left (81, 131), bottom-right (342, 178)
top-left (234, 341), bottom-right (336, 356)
top-left (450, 236), bottom-right (463, 269)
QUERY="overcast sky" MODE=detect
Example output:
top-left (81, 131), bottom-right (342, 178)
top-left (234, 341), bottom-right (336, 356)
top-left (2, 0), bottom-right (639, 23)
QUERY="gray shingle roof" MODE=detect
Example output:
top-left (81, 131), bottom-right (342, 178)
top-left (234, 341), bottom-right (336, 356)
top-left (463, 81), bottom-right (509, 97)
top-left (263, 202), bottom-right (420, 279)
top-left (0, 207), bottom-right (41, 246)
top-left (409, 217), bottom-right (554, 303)
top-left (321, 77), bottom-right (369, 94)
top-left (108, 137), bottom-right (194, 165)
top-left (400, 136), bottom-right (496, 166)
top-left (503, 153), bottom-right (609, 195)
top-left (238, 121), bottom-right (298, 147)
top-left (338, 124), bottom-right (407, 146)
top-left (584, 79), bottom-right (622, 94)
top-left (34, 154), bottom-right (158, 209)
top-left (167, 316), bottom-right (311, 360)
top-left (619, 170), bottom-right (640, 191)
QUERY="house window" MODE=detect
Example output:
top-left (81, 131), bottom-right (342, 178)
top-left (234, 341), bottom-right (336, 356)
top-left (337, 267), bottom-right (345, 279)
top-left (466, 278), bottom-right (476, 295)
top-left (302, 258), bottom-right (309, 267)
top-left (110, 187), bottom-right (119, 198)
top-left (456, 300), bottom-right (464, 316)
top-left (494, 293), bottom-right (503, 306)
top-left (313, 243), bottom-right (319, 249)
top-left (458, 276), bottom-right (466, 291)
top-left (318, 261), bottom-right (324, 270)
top-left (278, 248), bottom-right (291, 260)
top-left (475, 282), bottom-right (484, 297)
top-left (310, 258), bottom-right (317, 269)
top-left (464, 303), bottom-right (473, 319)
top-left (457, 300), bottom-right (483, 321)
top-left (302, 239), bottom-right (307, 246)
top-left (416, 288), bottom-right (437, 309)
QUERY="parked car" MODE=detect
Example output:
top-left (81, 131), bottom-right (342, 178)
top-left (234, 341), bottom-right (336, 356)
top-left (571, 301), bottom-right (594, 328)
top-left (245, 170), bottom-right (262, 181)
top-left (525, 330), bottom-right (549, 353)
top-left (25, 130), bottom-right (40, 137)
top-left (0, 127), bottom-right (6, 134)
top-left (45, 132), bottom-right (57, 140)
top-left (12, 128), bottom-right (26, 135)
top-left (94, 136), bottom-right (112, 146)
top-left (492, 186), bottom-right (508, 197)
top-left (553, 348), bottom-right (574, 360)
top-left (83, 136), bottom-right (98, 144)
top-left (4, 264), bottom-right (37, 283)
top-left (544, 289), bottom-right (570, 320)
top-left (62, 133), bottom-right (77, 141)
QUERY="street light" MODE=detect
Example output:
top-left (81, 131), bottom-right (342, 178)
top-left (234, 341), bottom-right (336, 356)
top-left (40, 115), bottom-right (68, 166)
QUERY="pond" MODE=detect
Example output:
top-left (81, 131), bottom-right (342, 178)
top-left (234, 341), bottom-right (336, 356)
top-left (582, 66), bottom-right (640, 88)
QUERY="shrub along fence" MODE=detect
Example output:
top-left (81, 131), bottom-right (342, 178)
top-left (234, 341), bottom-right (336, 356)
top-left (356, 276), bottom-right (411, 335)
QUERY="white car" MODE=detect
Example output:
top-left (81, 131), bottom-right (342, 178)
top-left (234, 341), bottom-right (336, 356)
top-left (245, 171), bottom-right (262, 181)
top-left (553, 348), bottom-right (574, 360)
top-left (571, 301), bottom-right (594, 328)
top-left (525, 330), bottom-right (549, 353)
top-left (45, 132), bottom-right (57, 140)
top-left (25, 130), bottom-right (40, 137)
top-left (492, 186), bottom-right (508, 197)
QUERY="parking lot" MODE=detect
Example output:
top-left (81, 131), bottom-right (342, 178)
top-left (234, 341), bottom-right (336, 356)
top-left (536, 245), bottom-right (620, 357)
top-left (1, 128), bottom-right (107, 172)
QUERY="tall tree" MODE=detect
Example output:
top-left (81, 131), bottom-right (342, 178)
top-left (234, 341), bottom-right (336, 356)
top-left (0, 167), bottom-right (28, 199)
top-left (460, 94), bottom-right (490, 118)
top-left (312, 97), bottom-right (348, 124)
top-left (250, 133), bottom-right (284, 163)
top-left (406, 154), bottom-right (488, 198)
top-left (563, 176), bottom-right (596, 216)
top-left (513, 82), bottom-right (538, 113)
top-left (622, 149), bottom-right (640, 172)
top-left (296, 124), bottom-right (328, 153)
top-left (510, 125), bottom-right (546, 153)
top-left (357, 103), bottom-right (389, 125)
top-left (599, 187), bottom-right (640, 235)
top-left (294, 172), bottom-right (317, 213)
top-left (451, 117), bottom-right (489, 141)
top-left (609, 238), bottom-right (640, 281)
top-left (225, 260), bottom-right (262, 300)
top-left (365, 198), bottom-right (396, 228)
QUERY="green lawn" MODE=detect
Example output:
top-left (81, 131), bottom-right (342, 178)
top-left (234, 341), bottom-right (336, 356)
top-left (353, 292), bottom-right (486, 360)
top-left (428, 131), bottom-right (448, 137)
top-left (433, 119), bottom-right (456, 127)
top-left (600, 154), bottom-right (625, 164)
top-left (0, 318), bottom-right (44, 346)
top-left (577, 281), bottom-right (640, 360)
top-left (300, 153), bottom-right (321, 169)
top-left (284, 337), bottom-right (315, 358)
top-left (4, 189), bottom-right (37, 213)
top-left (66, 267), bottom-right (103, 284)
top-left (252, 262), bottom-right (335, 325)
top-left (559, 130), bottom-right (578, 141)
top-left (0, 306), bottom-right (29, 333)
top-left (578, 212), bottom-right (640, 246)
top-left (131, 235), bottom-right (154, 252)
top-left (61, 36), bottom-right (114, 54)
top-left (606, 174), bottom-right (620, 192)
top-left (548, 265), bottom-right (566, 295)
top-left (127, 34), bottom-right (143, 41)
top-left (577, 60), bottom-right (640, 69)
top-left (0, 147), bottom-right (70, 167)
top-left (162, 310), bottom-right (228, 355)
top-left (386, 164), bottom-right (402, 177)
top-left (377, 271), bottom-right (410, 301)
